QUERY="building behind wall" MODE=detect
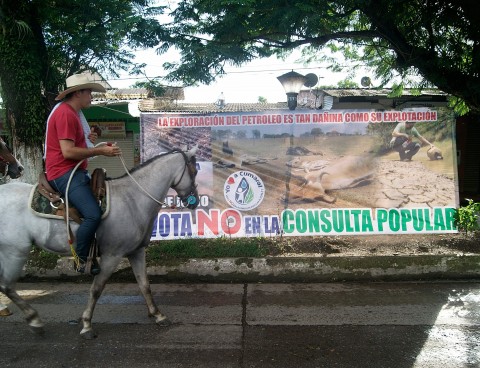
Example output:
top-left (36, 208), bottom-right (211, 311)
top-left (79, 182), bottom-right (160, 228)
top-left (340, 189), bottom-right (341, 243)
top-left (83, 102), bottom-right (140, 178)
top-left (456, 113), bottom-right (480, 204)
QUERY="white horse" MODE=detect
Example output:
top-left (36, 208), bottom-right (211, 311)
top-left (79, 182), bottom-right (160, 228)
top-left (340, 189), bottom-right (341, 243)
top-left (0, 137), bottom-right (24, 181)
top-left (0, 147), bottom-right (199, 339)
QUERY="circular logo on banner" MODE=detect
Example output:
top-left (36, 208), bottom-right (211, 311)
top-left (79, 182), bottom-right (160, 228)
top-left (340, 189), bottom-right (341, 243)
top-left (224, 170), bottom-right (265, 211)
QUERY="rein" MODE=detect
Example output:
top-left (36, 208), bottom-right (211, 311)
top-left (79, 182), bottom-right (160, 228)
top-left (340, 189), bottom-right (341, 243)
top-left (118, 152), bottom-right (168, 207)
top-left (170, 150), bottom-right (198, 206)
top-left (117, 149), bottom-right (196, 208)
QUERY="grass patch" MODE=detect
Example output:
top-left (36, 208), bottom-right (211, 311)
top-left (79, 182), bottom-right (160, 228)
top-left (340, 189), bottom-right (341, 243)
top-left (146, 237), bottom-right (271, 264)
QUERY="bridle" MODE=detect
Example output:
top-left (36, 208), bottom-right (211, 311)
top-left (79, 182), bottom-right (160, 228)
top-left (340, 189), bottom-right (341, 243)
top-left (0, 138), bottom-right (20, 182)
top-left (170, 149), bottom-right (199, 209)
top-left (117, 147), bottom-right (198, 209)
top-left (0, 157), bottom-right (8, 181)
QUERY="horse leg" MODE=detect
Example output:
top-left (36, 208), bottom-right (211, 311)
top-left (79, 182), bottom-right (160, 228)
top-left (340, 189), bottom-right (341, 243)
top-left (80, 255), bottom-right (122, 339)
top-left (0, 302), bottom-right (12, 316)
top-left (127, 248), bottom-right (170, 326)
top-left (0, 243), bottom-right (44, 334)
top-left (0, 286), bottom-right (44, 334)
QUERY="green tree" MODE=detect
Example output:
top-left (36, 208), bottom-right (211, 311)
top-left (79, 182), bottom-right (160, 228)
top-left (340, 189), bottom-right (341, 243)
top-left (337, 79), bottom-right (359, 89)
top-left (0, 0), bottom-right (165, 182)
top-left (0, 1), bottom-right (47, 180)
top-left (132, 79), bottom-right (166, 97)
top-left (160, 0), bottom-right (480, 114)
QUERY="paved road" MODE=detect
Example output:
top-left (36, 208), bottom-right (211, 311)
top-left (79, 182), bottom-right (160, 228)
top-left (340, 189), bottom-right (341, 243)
top-left (1, 281), bottom-right (480, 367)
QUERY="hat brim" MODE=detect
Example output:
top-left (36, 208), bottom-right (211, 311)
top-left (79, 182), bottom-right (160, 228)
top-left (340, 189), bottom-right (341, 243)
top-left (55, 83), bottom-right (106, 101)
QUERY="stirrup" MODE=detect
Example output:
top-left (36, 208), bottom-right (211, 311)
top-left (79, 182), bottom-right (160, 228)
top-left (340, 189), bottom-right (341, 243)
top-left (85, 256), bottom-right (101, 275)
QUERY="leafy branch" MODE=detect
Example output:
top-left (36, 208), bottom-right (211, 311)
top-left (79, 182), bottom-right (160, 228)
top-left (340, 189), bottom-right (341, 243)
top-left (454, 199), bottom-right (480, 234)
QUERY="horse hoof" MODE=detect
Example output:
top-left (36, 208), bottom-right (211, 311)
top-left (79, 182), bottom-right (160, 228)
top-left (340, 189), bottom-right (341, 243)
top-left (0, 307), bottom-right (12, 317)
top-left (29, 324), bottom-right (45, 335)
top-left (80, 329), bottom-right (97, 340)
top-left (156, 317), bottom-right (171, 327)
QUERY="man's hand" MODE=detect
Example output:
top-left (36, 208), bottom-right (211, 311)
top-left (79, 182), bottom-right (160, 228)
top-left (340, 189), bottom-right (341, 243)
top-left (100, 143), bottom-right (121, 157)
top-left (88, 127), bottom-right (98, 144)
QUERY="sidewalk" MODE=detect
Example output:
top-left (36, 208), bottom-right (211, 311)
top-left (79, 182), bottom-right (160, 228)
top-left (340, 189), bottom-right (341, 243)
top-left (23, 253), bottom-right (480, 282)
top-left (2, 281), bottom-right (480, 367)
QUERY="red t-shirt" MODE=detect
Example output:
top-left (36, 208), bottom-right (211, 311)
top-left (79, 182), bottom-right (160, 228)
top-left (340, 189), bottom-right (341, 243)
top-left (45, 103), bottom-right (88, 181)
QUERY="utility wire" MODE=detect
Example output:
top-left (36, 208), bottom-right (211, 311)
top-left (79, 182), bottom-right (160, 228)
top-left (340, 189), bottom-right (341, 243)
top-left (107, 65), bottom-right (336, 83)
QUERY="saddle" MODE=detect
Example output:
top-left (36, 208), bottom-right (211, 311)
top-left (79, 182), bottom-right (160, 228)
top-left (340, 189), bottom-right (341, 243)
top-left (34, 168), bottom-right (108, 224)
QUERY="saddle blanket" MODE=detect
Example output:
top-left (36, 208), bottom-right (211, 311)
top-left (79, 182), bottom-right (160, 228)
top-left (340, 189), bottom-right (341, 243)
top-left (29, 183), bottom-right (110, 221)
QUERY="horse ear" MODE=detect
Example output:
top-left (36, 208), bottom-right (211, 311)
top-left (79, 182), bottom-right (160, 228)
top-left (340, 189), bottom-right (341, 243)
top-left (188, 144), bottom-right (198, 156)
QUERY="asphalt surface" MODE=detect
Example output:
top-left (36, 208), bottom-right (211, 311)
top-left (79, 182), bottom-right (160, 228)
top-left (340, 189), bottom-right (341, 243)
top-left (1, 281), bottom-right (480, 367)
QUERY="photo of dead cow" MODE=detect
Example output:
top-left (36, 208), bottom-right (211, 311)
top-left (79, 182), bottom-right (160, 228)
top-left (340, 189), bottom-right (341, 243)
top-left (209, 110), bottom-right (456, 213)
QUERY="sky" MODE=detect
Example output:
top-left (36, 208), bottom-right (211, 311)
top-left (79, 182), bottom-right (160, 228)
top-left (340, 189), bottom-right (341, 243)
top-left (105, 0), bottom-right (374, 104)
top-left (108, 48), bottom-right (366, 104)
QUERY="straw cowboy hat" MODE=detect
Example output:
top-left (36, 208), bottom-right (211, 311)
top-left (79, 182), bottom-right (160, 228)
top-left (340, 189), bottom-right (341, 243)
top-left (55, 72), bottom-right (107, 101)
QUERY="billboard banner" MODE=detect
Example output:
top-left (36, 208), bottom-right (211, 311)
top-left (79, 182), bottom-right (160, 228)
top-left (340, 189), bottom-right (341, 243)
top-left (140, 108), bottom-right (458, 240)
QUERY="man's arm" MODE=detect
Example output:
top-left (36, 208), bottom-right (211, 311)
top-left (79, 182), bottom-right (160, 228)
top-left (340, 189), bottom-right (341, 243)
top-left (392, 130), bottom-right (409, 139)
top-left (59, 139), bottom-right (121, 160)
top-left (391, 123), bottom-right (408, 139)
top-left (418, 135), bottom-right (435, 148)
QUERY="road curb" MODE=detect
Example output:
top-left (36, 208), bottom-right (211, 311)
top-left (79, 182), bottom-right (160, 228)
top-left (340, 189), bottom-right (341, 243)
top-left (22, 254), bottom-right (480, 282)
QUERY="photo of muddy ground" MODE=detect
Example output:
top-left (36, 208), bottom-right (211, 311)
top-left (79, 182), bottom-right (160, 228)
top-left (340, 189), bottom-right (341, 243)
top-left (212, 134), bottom-right (456, 211)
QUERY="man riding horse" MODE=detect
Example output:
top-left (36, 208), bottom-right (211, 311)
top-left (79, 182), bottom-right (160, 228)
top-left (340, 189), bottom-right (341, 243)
top-left (44, 72), bottom-right (121, 275)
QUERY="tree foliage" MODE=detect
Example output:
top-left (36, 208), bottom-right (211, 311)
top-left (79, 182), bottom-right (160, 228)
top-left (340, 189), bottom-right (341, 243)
top-left (0, 1), bottom-right (47, 146)
top-left (159, 0), bottom-right (480, 114)
top-left (0, 0), bottom-right (165, 148)
top-left (132, 79), bottom-right (166, 97)
top-left (2, 0), bottom-right (479, 160)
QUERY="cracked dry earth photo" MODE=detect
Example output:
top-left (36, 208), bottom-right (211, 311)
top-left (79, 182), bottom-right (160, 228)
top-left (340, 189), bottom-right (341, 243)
top-left (210, 133), bottom-right (456, 213)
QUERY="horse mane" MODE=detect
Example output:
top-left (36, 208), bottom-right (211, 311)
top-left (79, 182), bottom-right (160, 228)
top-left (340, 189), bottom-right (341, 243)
top-left (110, 150), bottom-right (182, 180)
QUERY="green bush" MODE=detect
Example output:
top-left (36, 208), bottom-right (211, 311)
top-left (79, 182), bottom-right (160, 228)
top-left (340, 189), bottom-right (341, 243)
top-left (454, 199), bottom-right (480, 233)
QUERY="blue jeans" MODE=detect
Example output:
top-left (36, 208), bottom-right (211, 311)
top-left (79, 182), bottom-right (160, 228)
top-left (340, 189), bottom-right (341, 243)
top-left (49, 169), bottom-right (101, 261)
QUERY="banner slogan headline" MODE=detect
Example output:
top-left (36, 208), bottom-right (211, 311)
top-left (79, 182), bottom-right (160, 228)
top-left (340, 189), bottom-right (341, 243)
top-left (159, 110), bottom-right (438, 128)
top-left (151, 207), bottom-right (457, 239)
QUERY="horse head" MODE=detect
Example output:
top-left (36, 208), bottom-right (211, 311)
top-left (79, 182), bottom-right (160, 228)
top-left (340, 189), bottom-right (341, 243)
top-left (172, 146), bottom-right (200, 210)
top-left (0, 138), bottom-right (24, 180)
